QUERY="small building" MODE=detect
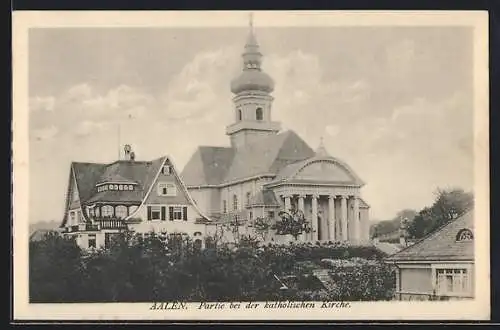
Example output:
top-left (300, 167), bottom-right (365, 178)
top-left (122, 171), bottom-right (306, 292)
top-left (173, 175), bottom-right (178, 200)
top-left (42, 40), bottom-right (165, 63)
top-left (60, 145), bottom-right (210, 250)
top-left (384, 210), bottom-right (474, 301)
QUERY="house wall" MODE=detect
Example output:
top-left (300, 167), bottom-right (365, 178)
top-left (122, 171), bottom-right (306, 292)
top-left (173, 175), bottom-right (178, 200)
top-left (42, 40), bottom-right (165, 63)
top-left (188, 187), bottom-right (221, 216)
top-left (400, 267), bottom-right (433, 294)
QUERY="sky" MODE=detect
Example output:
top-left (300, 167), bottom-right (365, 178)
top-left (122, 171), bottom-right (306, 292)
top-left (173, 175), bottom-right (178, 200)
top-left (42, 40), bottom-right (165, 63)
top-left (28, 24), bottom-right (474, 223)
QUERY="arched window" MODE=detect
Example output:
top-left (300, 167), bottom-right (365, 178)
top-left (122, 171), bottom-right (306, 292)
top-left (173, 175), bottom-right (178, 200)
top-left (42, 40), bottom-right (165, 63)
top-left (456, 228), bottom-right (473, 241)
top-left (256, 107), bottom-right (263, 121)
top-left (238, 109), bottom-right (242, 121)
top-left (101, 205), bottom-right (114, 218)
top-left (115, 205), bottom-right (128, 219)
top-left (233, 194), bottom-right (238, 211)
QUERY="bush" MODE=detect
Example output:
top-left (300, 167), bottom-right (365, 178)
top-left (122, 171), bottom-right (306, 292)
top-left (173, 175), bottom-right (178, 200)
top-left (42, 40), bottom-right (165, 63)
top-left (29, 232), bottom-right (394, 302)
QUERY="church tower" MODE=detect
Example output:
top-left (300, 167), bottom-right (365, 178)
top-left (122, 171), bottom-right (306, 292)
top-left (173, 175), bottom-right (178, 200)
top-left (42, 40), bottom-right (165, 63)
top-left (226, 13), bottom-right (281, 149)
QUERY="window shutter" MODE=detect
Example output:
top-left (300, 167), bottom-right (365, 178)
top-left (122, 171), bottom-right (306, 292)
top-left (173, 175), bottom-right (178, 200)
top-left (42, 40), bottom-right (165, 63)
top-left (161, 206), bottom-right (166, 221)
top-left (169, 207), bottom-right (174, 221)
top-left (183, 206), bottom-right (188, 221)
top-left (147, 206), bottom-right (152, 221)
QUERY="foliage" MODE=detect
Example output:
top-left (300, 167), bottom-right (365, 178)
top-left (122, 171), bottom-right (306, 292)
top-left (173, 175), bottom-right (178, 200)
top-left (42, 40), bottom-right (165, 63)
top-left (325, 263), bottom-right (395, 301)
top-left (30, 232), bottom-right (393, 303)
top-left (407, 188), bottom-right (474, 239)
top-left (370, 209), bottom-right (417, 238)
top-left (271, 209), bottom-right (312, 240)
top-left (253, 217), bottom-right (272, 241)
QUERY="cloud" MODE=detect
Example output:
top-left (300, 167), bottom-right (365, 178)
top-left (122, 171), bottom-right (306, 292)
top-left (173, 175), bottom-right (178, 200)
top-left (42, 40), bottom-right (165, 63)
top-left (161, 46), bottom-right (239, 121)
top-left (75, 120), bottom-right (111, 137)
top-left (29, 96), bottom-right (56, 112)
top-left (32, 126), bottom-right (58, 141)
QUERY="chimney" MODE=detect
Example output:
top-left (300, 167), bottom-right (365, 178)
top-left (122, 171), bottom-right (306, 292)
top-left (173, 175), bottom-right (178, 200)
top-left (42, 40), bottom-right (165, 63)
top-left (123, 144), bottom-right (132, 161)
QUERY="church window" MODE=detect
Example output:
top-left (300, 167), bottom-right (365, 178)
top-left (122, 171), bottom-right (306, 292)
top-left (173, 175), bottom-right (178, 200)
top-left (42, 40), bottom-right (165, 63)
top-left (268, 211), bottom-right (275, 219)
top-left (102, 205), bottom-right (114, 218)
top-left (256, 107), bottom-right (263, 121)
top-left (223, 200), bottom-right (227, 214)
top-left (238, 109), bottom-right (242, 121)
top-left (233, 194), bottom-right (238, 211)
top-left (115, 205), bottom-right (128, 219)
top-left (246, 192), bottom-right (251, 206)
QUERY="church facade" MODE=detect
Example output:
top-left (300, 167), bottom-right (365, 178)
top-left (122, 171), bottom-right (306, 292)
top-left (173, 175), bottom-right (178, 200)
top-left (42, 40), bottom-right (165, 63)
top-left (181, 20), bottom-right (371, 244)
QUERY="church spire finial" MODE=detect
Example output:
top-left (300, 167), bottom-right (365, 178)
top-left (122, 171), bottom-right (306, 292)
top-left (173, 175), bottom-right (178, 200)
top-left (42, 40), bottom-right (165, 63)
top-left (249, 12), bottom-right (254, 31)
top-left (316, 136), bottom-right (329, 157)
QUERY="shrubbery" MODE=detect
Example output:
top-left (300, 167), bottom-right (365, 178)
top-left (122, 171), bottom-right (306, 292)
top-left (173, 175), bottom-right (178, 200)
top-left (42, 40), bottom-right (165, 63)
top-left (29, 232), bottom-right (394, 303)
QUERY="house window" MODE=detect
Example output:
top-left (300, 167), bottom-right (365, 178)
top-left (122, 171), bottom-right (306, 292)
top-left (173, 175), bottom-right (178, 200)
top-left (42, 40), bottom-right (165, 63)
top-left (223, 200), bottom-right (227, 214)
top-left (104, 233), bottom-right (111, 248)
top-left (158, 182), bottom-right (177, 196)
top-left (233, 194), bottom-right (238, 211)
top-left (249, 211), bottom-right (253, 220)
top-left (101, 205), bottom-right (114, 217)
top-left (238, 109), bottom-right (242, 121)
top-left (70, 212), bottom-right (76, 225)
top-left (88, 234), bottom-right (96, 248)
top-left (256, 107), bottom-right (263, 121)
top-left (173, 207), bottom-right (183, 220)
top-left (456, 229), bottom-right (473, 241)
top-left (435, 268), bottom-right (472, 296)
top-left (115, 205), bottom-right (128, 219)
top-left (119, 184), bottom-right (123, 190)
top-left (246, 192), bottom-right (251, 206)
top-left (268, 211), bottom-right (275, 219)
top-left (161, 165), bottom-right (172, 175)
top-left (147, 205), bottom-right (163, 221)
top-left (75, 211), bottom-right (81, 223)
top-left (128, 185), bottom-right (134, 190)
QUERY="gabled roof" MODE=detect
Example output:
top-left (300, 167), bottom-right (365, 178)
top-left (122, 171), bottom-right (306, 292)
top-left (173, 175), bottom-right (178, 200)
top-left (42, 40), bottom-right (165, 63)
top-left (385, 210), bottom-right (474, 262)
top-left (181, 130), bottom-right (315, 187)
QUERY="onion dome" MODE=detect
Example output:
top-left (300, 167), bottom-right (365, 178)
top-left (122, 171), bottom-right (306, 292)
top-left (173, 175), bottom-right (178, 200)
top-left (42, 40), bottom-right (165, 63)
top-left (230, 14), bottom-right (275, 94)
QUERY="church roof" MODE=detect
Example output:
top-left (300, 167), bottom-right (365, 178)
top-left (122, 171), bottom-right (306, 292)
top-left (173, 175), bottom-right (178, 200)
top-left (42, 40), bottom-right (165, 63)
top-left (181, 147), bottom-right (235, 186)
top-left (385, 210), bottom-right (474, 262)
top-left (249, 189), bottom-right (280, 207)
top-left (181, 130), bottom-right (316, 186)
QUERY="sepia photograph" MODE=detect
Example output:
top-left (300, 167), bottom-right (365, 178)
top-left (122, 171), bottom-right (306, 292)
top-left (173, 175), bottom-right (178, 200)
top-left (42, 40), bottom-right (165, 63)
top-left (13, 10), bottom-right (489, 320)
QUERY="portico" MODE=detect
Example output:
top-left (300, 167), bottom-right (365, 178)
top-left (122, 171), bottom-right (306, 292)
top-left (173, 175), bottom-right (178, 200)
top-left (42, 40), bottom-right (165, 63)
top-left (272, 184), bottom-right (369, 244)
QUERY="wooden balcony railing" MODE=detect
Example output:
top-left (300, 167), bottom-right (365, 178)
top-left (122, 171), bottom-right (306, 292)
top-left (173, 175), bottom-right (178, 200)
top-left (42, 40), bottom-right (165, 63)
top-left (93, 217), bottom-right (128, 230)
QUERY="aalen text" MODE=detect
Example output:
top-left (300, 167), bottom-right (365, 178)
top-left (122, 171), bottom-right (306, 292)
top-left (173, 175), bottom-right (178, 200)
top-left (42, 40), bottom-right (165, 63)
top-left (150, 301), bottom-right (351, 310)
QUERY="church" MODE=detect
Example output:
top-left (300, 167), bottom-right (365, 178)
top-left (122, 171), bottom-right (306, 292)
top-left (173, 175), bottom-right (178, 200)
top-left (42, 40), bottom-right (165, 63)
top-left (181, 18), bottom-right (371, 244)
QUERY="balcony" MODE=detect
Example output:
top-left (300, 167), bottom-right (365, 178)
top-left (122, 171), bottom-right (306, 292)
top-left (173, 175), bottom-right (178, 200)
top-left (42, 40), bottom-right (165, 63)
top-left (93, 217), bottom-right (128, 230)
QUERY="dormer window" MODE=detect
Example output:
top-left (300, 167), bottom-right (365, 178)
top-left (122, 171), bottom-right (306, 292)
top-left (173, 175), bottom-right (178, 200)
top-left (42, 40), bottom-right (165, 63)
top-left (456, 228), bottom-right (473, 241)
top-left (161, 165), bottom-right (172, 175)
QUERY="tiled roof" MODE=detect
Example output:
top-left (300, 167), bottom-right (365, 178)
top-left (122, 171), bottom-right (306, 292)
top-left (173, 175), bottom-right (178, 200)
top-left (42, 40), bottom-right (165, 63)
top-left (181, 147), bottom-right (234, 186)
top-left (385, 210), bottom-right (474, 262)
top-left (181, 130), bottom-right (315, 186)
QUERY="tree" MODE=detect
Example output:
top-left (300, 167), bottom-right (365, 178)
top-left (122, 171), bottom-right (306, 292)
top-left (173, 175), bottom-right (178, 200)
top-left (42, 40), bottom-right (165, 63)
top-left (271, 209), bottom-right (312, 240)
top-left (253, 217), bottom-right (271, 241)
top-left (407, 188), bottom-right (474, 239)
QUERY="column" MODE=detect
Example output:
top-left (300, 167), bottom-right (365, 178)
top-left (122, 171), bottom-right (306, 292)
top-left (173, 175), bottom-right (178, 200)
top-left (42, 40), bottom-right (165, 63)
top-left (340, 195), bottom-right (348, 241)
top-left (311, 194), bottom-right (319, 242)
top-left (353, 196), bottom-right (360, 244)
top-left (298, 194), bottom-right (305, 241)
top-left (328, 195), bottom-right (335, 242)
top-left (284, 194), bottom-right (291, 212)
